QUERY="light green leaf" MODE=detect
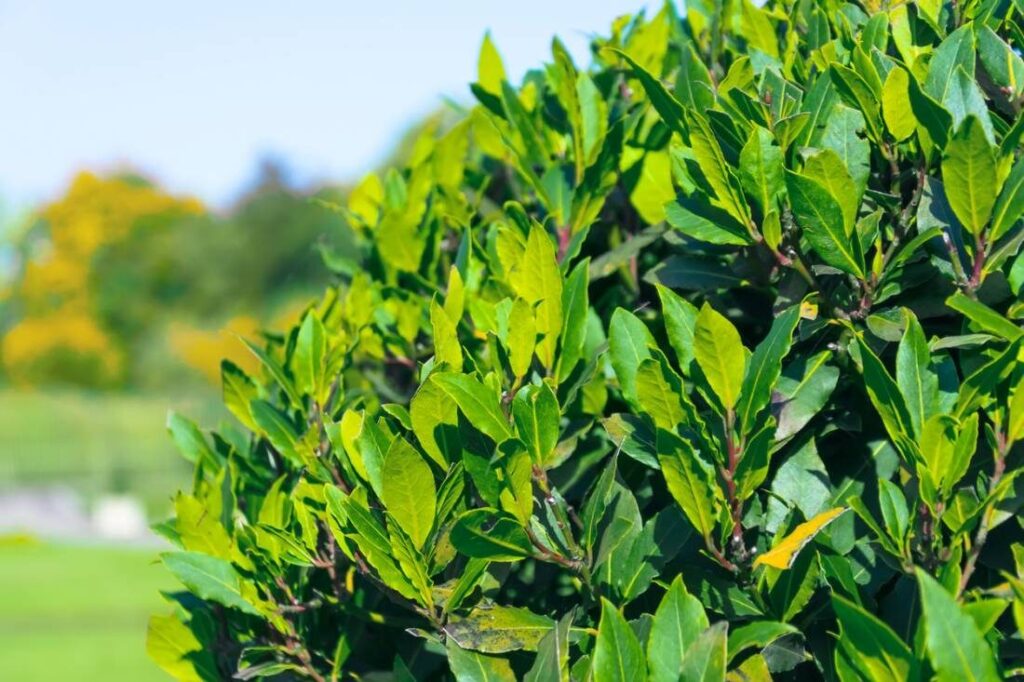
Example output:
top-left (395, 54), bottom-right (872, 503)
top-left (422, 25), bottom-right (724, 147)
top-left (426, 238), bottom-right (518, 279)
top-left (592, 598), bottom-right (645, 682)
top-left (945, 292), bottom-right (1023, 342)
top-left (882, 67), bottom-right (915, 141)
top-left (942, 116), bottom-right (998, 235)
top-left (726, 621), bottom-right (798, 663)
top-left (736, 305), bottom-right (800, 436)
top-left (161, 551), bottom-right (261, 616)
top-left (512, 382), bottom-right (560, 465)
top-left (802, 149), bottom-right (858, 236)
top-left (635, 357), bottom-right (686, 431)
top-left (434, 373), bottom-right (512, 443)
top-left (445, 605), bottom-right (554, 654)
top-left (510, 224), bottom-right (563, 368)
top-left (738, 126), bottom-right (784, 218)
top-left (917, 568), bottom-right (1001, 682)
top-left (657, 286), bottom-right (699, 376)
top-left (447, 642), bottom-right (516, 682)
top-left (687, 110), bottom-right (752, 228)
top-left (657, 429), bottom-right (721, 540)
top-left (895, 308), bottom-right (937, 439)
top-left (451, 508), bottom-right (534, 561)
top-left (525, 612), bottom-right (572, 682)
top-left (648, 576), bottom-right (708, 682)
top-left (832, 594), bottom-right (918, 681)
top-left (679, 622), bottom-right (727, 682)
top-left (990, 156), bottom-right (1024, 242)
top-left (786, 171), bottom-right (865, 278)
top-left (608, 308), bottom-right (655, 405)
top-left (410, 375), bottom-right (459, 468)
top-left (146, 614), bottom-right (210, 682)
top-left (556, 259), bottom-right (590, 381)
top-left (431, 298), bottom-right (463, 372)
top-left (292, 311), bottom-right (325, 400)
top-left (507, 298), bottom-right (536, 378)
top-left (694, 303), bottom-right (746, 411)
top-left (477, 32), bottom-right (506, 96)
top-left (381, 437), bottom-right (436, 549)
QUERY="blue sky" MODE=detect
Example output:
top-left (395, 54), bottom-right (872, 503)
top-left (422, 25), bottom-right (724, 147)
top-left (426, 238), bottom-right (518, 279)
top-left (0, 1), bottom-right (657, 212)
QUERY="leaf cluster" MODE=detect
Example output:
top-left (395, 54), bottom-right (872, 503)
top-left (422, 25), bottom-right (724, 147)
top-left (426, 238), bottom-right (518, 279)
top-left (150, 2), bottom-right (1024, 680)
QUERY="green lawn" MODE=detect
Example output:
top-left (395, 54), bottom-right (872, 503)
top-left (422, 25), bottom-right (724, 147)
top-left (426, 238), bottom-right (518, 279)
top-left (0, 540), bottom-right (175, 681)
top-left (0, 388), bottom-right (221, 513)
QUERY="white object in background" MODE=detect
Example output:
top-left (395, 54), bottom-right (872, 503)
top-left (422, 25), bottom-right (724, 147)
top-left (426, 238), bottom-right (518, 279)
top-left (92, 494), bottom-right (148, 540)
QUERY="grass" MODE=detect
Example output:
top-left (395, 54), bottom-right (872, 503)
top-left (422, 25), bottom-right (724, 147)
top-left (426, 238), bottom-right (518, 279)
top-left (0, 540), bottom-right (174, 681)
top-left (0, 388), bottom-right (221, 513)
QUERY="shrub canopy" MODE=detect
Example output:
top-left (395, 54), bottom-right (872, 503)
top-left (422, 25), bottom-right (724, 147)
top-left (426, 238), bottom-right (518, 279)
top-left (150, 1), bottom-right (1024, 680)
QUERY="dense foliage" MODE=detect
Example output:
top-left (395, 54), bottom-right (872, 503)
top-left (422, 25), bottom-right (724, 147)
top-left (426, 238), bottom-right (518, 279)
top-left (150, 1), bottom-right (1024, 679)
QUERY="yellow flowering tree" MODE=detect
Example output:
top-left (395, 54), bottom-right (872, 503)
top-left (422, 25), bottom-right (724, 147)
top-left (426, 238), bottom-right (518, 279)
top-left (1, 172), bottom-right (203, 386)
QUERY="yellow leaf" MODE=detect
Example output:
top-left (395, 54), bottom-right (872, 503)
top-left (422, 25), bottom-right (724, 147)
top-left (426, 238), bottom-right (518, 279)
top-left (754, 507), bottom-right (848, 569)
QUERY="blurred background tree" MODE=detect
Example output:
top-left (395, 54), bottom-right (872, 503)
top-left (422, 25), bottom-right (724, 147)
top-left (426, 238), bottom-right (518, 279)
top-left (0, 160), bottom-right (354, 391)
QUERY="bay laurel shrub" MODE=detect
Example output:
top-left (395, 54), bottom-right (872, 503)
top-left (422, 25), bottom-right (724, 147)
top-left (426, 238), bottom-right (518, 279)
top-left (148, 1), bottom-right (1024, 679)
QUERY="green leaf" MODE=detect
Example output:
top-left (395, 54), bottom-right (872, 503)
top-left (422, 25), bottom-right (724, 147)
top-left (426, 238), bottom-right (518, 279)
top-left (242, 338), bottom-right (302, 408)
top-left (945, 292), bottom-right (1023, 342)
top-left (292, 311), bottom-right (325, 400)
top-left (664, 193), bottom-right (752, 246)
top-left (830, 64), bottom-right (883, 141)
top-left (635, 357), bottom-right (686, 431)
top-left (786, 170), bottom-right (865, 278)
top-left (733, 425), bottom-right (774, 501)
top-left (451, 509), bottom-right (534, 561)
top-left (855, 338), bottom-right (916, 460)
top-left (925, 25), bottom-right (975, 103)
top-left (896, 308), bottom-right (937, 439)
top-left (608, 308), bottom-right (655, 405)
top-left (802, 149), bottom-right (858, 236)
top-left (510, 224), bottom-right (563, 368)
top-left (942, 116), bottom-right (998, 235)
top-left (506, 298), bottom-right (537, 378)
top-left (736, 305), bottom-right (800, 436)
top-left (657, 429), bottom-right (721, 539)
top-left (878, 478), bottom-right (910, 550)
top-left (477, 32), bottom-right (506, 96)
top-left (592, 598), bottom-right (645, 682)
top-left (432, 298), bottom-right (464, 372)
top-left (990, 156), bottom-right (1024, 242)
top-left (738, 126), bottom-right (784, 218)
top-left (648, 576), bottom-right (708, 682)
top-left (434, 373), bottom-right (512, 443)
top-left (167, 412), bottom-right (217, 468)
top-left (694, 303), bottom-right (746, 411)
top-left (679, 622), bottom-right (727, 682)
top-left (447, 643), bottom-right (516, 682)
top-left (908, 73), bottom-right (953, 150)
top-left (882, 67), bottom-right (915, 141)
top-left (525, 612), bottom-right (571, 682)
top-left (146, 614), bottom-right (211, 682)
top-left (410, 375), bottom-right (459, 468)
top-left (657, 286), bottom-right (699, 376)
top-left (916, 568), bottom-right (1001, 682)
top-left (979, 25), bottom-right (1024, 96)
top-left (726, 621), bottom-right (799, 663)
top-left (444, 605), bottom-right (554, 654)
top-left (556, 259), bottom-right (590, 381)
top-left (381, 437), bottom-right (436, 549)
top-left (832, 594), bottom-right (918, 681)
top-left (511, 382), bottom-right (560, 465)
top-left (774, 351), bottom-right (839, 442)
top-left (686, 110), bottom-right (752, 229)
top-left (161, 552), bottom-right (261, 616)
top-left (611, 49), bottom-right (686, 136)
